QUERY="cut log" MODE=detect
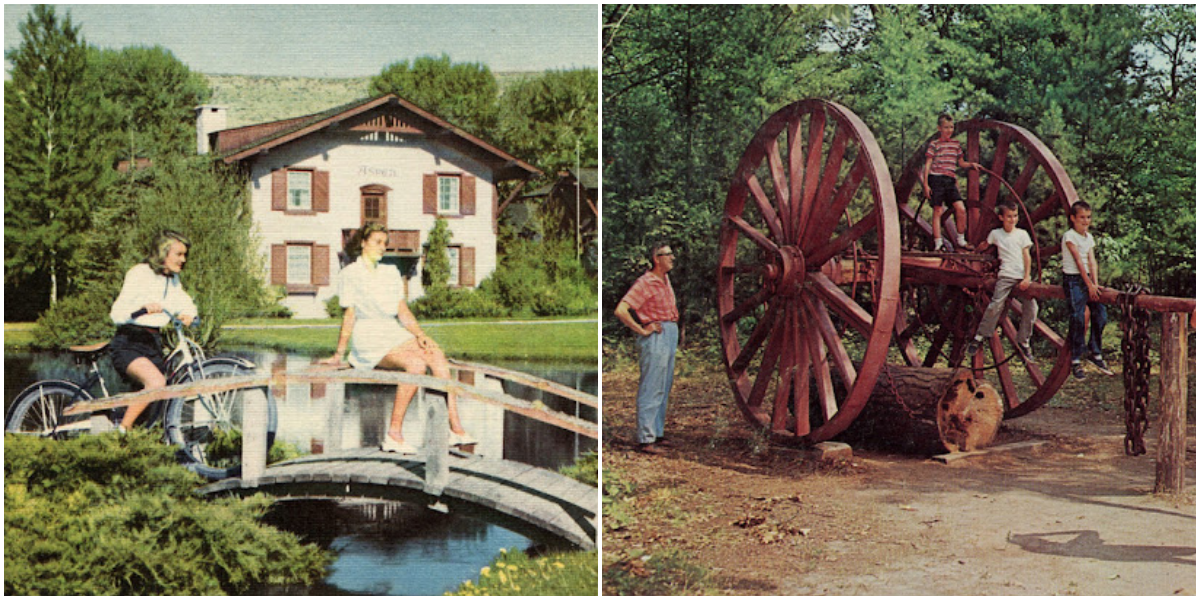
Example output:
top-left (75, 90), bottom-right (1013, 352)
top-left (836, 366), bottom-right (1003, 454)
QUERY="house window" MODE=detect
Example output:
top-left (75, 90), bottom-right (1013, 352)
top-left (288, 171), bottom-right (312, 211)
top-left (364, 196), bottom-right (382, 222)
top-left (287, 245), bottom-right (311, 284)
top-left (447, 246), bottom-right (460, 286)
top-left (438, 176), bottom-right (460, 214)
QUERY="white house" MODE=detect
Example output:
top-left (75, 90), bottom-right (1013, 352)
top-left (198, 95), bottom-right (541, 318)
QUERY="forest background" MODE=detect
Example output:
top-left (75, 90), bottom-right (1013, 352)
top-left (602, 4), bottom-right (1195, 353)
top-left (5, 5), bottom-right (598, 347)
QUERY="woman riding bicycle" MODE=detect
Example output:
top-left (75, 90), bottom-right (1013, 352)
top-left (108, 230), bottom-right (197, 431)
top-left (320, 222), bottom-right (474, 454)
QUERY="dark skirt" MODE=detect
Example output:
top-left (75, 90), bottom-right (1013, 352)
top-left (110, 324), bottom-right (167, 379)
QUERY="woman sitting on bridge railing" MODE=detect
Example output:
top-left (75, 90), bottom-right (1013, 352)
top-left (108, 230), bottom-right (198, 431)
top-left (320, 222), bottom-right (475, 454)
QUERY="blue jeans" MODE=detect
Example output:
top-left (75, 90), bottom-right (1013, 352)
top-left (636, 322), bottom-right (678, 444)
top-left (1062, 274), bottom-right (1106, 362)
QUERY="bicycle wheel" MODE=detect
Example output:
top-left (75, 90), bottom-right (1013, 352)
top-left (163, 359), bottom-right (277, 480)
top-left (5, 380), bottom-right (95, 438)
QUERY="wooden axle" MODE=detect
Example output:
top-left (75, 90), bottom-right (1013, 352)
top-left (820, 253), bottom-right (1196, 314)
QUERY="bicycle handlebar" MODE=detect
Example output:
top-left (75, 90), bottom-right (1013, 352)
top-left (129, 308), bottom-right (200, 329)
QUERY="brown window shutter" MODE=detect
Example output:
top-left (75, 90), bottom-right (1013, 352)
top-left (423, 174), bottom-right (437, 214)
top-left (460, 175), bottom-right (476, 215)
top-left (271, 355), bottom-right (287, 402)
top-left (312, 245), bottom-right (330, 286)
top-left (313, 170), bottom-right (330, 212)
top-left (309, 357), bottom-right (326, 398)
top-left (460, 246), bottom-right (476, 287)
top-left (271, 244), bottom-right (287, 285)
top-left (272, 169), bottom-right (287, 211)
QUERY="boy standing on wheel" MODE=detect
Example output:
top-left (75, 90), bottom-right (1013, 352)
top-left (963, 200), bottom-right (1037, 364)
top-left (922, 114), bottom-right (982, 252)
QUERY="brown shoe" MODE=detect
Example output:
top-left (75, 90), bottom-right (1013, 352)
top-left (636, 442), bottom-right (666, 455)
top-left (655, 437), bottom-right (677, 448)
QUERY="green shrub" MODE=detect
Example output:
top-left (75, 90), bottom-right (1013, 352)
top-left (410, 286), bottom-right (508, 320)
top-left (558, 451), bottom-right (598, 487)
top-left (325, 294), bottom-right (345, 319)
top-left (4, 431), bottom-right (330, 594)
top-left (31, 289), bottom-right (117, 349)
top-left (447, 548), bottom-right (597, 596)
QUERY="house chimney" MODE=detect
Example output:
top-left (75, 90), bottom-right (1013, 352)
top-left (195, 105), bottom-right (227, 155)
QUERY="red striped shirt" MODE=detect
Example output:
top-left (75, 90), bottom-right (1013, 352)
top-left (926, 138), bottom-right (963, 178)
top-left (621, 271), bottom-right (678, 322)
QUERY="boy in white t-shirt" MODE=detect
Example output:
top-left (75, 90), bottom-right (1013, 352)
top-left (1061, 201), bottom-right (1113, 380)
top-left (963, 201), bottom-right (1037, 363)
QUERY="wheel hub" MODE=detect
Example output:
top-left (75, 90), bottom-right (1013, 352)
top-left (767, 245), bottom-right (807, 296)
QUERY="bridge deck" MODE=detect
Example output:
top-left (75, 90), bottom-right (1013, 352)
top-left (198, 449), bottom-right (597, 550)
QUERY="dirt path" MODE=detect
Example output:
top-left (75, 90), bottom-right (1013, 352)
top-left (603, 367), bottom-right (1196, 595)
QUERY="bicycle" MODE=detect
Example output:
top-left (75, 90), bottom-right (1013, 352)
top-left (5, 310), bottom-right (277, 480)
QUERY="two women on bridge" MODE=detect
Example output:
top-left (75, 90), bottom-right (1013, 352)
top-left (320, 222), bottom-right (475, 454)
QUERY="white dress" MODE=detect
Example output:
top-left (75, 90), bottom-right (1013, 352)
top-left (338, 257), bottom-right (414, 369)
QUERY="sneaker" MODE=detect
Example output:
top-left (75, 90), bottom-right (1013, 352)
top-left (1017, 343), bottom-right (1033, 362)
top-left (381, 437), bottom-right (418, 454)
top-left (956, 233), bottom-right (969, 249)
top-left (1071, 362), bottom-right (1086, 380)
top-left (933, 239), bottom-right (944, 252)
top-left (1086, 354), bottom-right (1115, 376)
top-left (449, 431), bottom-right (477, 446)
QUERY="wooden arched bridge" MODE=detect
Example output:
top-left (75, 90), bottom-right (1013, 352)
top-left (61, 359), bottom-right (599, 549)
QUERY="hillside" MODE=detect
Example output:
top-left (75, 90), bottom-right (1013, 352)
top-left (204, 72), bottom-right (539, 128)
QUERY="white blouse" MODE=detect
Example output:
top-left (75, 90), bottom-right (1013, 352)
top-left (338, 257), bottom-right (404, 320)
top-left (109, 263), bottom-right (197, 327)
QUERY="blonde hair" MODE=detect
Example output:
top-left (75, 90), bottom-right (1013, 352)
top-left (146, 230), bottom-right (191, 276)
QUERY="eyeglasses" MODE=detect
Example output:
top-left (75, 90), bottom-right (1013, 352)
top-left (656, 252), bottom-right (674, 257)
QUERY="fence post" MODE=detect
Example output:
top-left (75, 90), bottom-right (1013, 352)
top-left (1154, 312), bottom-right (1187, 494)
top-left (422, 387), bottom-right (450, 500)
top-left (242, 386), bottom-right (269, 482)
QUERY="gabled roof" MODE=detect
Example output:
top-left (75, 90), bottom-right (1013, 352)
top-left (214, 94), bottom-right (541, 181)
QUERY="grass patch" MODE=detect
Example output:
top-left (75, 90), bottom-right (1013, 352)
top-left (604, 548), bottom-right (716, 596)
top-left (447, 548), bottom-right (596, 596)
top-left (214, 319), bottom-right (597, 362)
top-left (4, 323), bottom-right (36, 350)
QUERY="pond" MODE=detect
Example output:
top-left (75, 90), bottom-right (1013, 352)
top-left (4, 348), bottom-right (597, 596)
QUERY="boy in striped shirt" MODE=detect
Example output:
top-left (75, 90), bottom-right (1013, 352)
top-left (922, 114), bottom-right (982, 251)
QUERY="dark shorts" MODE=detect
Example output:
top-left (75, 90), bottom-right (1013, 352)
top-left (928, 174), bottom-right (963, 208)
top-left (110, 325), bottom-right (166, 379)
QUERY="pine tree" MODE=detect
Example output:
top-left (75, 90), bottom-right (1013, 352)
top-left (422, 217), bottom-right (453, 290)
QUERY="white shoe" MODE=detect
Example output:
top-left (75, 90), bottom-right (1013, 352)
top-left (449, 431), bottom-right (477, 446)
top-left (381, 437), bottom-right (417, 454)
top-left (956, 234), bottom-right (969, 248)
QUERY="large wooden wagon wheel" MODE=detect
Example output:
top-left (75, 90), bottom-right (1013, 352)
top-left (717, 99), bottom-right (900, 444)
top-left (892, 120), bottom-right (1077, 418)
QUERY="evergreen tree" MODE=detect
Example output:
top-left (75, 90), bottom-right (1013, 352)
top-left (496, 69), bottom-right (598, 175)
top-left (4, 5), bottom-right (116, 311)
top-left (422, 217), bottom-right (453, 290)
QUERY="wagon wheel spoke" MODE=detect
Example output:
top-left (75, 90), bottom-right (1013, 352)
top-left (980, 130), bottom-right (1012, 222)
top-left (745, 175), bottom-right (787, 243)
top-left (987, 331), bottom-right (1020, 410)
top-left (764, 138), bottom-right (792, 241)
top-left (770, 301), bottom-right (797, 430)
top-left (802, 295), bottom-right (858, 394)
top-left (722, 286), bottom-right (773, 326)
top-left (801, 153), bottom-right (868, 256)
top-left (801, 304), bottom-right (839, 423)
top-left (807, 272), bottom-right (873, 337)
top-left (747, 302), bottom-right (789, 411)
top-left (807, 207), bottom-right (878, 267)
top-left (730, 299), bottom-right (783, 375)
top-left (726, 215), bottom-right (780, 255)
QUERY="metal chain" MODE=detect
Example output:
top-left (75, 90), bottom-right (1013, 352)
top-left (1118, 284), bottom-right (1152, 456)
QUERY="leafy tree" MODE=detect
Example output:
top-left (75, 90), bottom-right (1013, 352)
top-left (497, 69), bottom-right (598, 175)
top-left (91, 45), bottom-right (211, 161)
top-left (370, 54), bottom-right (499, 135)
top-left (4, 5), bottom-right (117, 310)
top-left (4, 431), bottom-right (330, 594)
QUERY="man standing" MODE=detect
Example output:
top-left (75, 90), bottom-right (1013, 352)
top-left (615, 242), bottom-right (679, 455)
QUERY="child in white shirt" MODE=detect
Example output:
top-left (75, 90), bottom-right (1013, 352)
top-left (963, 201), bottom-right (1037, 364)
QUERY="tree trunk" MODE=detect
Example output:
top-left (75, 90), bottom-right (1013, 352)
top-left (837, 366), bottom-right (1003, 454)
top-left (1155, 312), bottom-right (1187, 494)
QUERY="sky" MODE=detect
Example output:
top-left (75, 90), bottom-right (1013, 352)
top-left (4, 4), bottom-right (599, 78)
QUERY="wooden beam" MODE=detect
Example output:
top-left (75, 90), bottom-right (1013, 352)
top-left (1155, 312), bottom-right (1188, 494)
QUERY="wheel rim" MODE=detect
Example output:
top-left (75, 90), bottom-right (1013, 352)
top-left (7, 383), bottom-right (90, 437)
top-left (169, 364), bottom-right (253, 471)
top-left (893, 120), bottom-right (1077, 418)
top-left (717, 99), bottom-right (900, 444)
